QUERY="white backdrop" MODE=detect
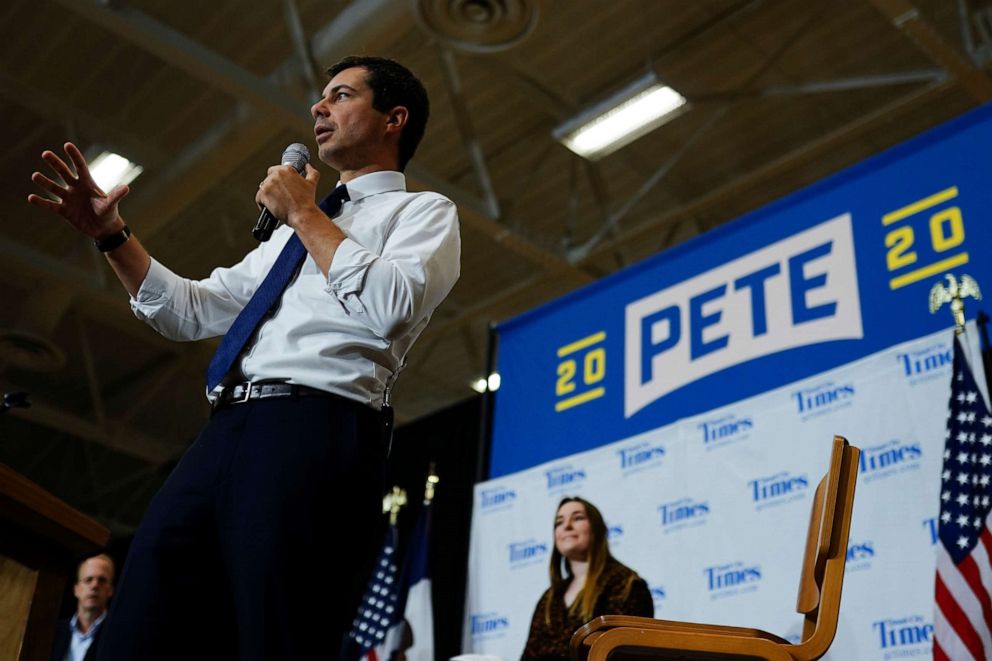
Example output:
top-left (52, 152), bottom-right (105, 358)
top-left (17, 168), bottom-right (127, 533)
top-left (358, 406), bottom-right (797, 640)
top-left (464, 326), bottom-right (990, 659)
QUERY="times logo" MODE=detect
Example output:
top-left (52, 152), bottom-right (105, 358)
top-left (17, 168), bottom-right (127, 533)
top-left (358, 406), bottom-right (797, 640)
top-left (616, 441), bottom-right (665, 474)
top-left (658, 497), bottom-right (709, 534)
top-left (479, 486), bottom-right (517, 512)
top-left (846, 540), bottom-right (875, 573)
top-left (508, 539), bottom-right (548, 568)
top-left (792, 381), bottom-right (855, 419)
top-left (470, 612), bottom-right (510, 639)
top-left (748, 471), bottom-right (809, 510)
top-left (859, 440), bottom-right (922, 483)
top-left (698, 413), bottom-right (753, 450)
top-left (872, 615), bottom-right (932, 658)
top-left (704, 561), bottom-right (762, 600)
top-left (545, 464), bottom-right (586, 492)
top-left (897, 342), bottom-right (951, 385)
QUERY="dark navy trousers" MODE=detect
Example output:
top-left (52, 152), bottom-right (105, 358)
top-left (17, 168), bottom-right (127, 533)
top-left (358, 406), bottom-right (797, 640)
top-left (98, 395), bottom-right (387, 661)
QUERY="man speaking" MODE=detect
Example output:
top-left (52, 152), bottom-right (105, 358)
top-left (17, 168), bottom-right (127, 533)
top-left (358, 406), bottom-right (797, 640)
top-left (28, 56), bottom-right (460, 659)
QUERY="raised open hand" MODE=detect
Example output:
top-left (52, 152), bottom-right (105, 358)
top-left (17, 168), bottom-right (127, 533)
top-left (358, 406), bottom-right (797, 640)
top-left (28, 142), bottom-right (130, 238)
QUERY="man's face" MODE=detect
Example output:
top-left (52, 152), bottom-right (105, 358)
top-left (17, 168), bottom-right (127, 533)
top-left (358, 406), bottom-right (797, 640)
top-left (73, 557), bottom-right (114, 615)
top-left (311, 66), bottom-right (391, 171)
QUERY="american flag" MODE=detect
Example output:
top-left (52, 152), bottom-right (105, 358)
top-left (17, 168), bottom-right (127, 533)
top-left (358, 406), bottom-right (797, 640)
top-left (345, 526), bottom-right (402, 661)
top-left (934, 337), bottom-right (992, 661)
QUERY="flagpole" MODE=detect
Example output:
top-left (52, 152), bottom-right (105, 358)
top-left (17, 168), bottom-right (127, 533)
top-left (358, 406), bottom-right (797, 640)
top-left (424, 462), bottom-right (439, 505)
top-left (930, 272), bottom-right (985, 394)
top-left (978, 311), bottom-right (992, 406)
top-left (475, 323), bottom-right (497, 483)
top-left (384, 486), bottom-right (408, 526)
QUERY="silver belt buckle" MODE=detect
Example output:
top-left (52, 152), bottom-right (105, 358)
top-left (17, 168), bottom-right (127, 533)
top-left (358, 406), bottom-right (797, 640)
top-left (237, 381), bottom-right (253, 404)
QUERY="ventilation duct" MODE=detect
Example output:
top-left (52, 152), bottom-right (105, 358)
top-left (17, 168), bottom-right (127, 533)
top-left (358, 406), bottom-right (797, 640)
top-left (413, 0), bottom-right (539, 53)
top-left (0, 290), bottom-right (71, 371)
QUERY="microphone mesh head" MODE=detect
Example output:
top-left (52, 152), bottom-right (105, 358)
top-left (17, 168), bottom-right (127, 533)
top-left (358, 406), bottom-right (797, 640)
top-left (281, 143), bottom-right (311, 173)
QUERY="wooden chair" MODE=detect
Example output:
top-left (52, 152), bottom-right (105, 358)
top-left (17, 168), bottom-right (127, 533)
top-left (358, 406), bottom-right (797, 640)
top-left (570, 435), bottom-right (860, 661)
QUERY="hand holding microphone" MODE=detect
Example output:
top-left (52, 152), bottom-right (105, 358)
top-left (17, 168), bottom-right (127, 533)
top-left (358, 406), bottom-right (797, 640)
top-left (253, 143), bottom-right (312, 242)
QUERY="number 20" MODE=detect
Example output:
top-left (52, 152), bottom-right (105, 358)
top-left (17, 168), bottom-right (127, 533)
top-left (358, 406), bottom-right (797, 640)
top-left (885, 206), bottom-right (964, 272)
top-left (556, 348), bottom-right (606, 396)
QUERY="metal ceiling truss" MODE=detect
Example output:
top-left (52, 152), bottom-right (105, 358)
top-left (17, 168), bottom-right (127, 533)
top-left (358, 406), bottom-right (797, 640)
top-left (436, 45), bottom-right (501, 219)
top-left (870, 0), bottom-right (992, 101)
top-left (7, 0), bottom-right (990, 482)
top-left (582, 78), bottom-right (955, 265)
top-left (567, 107), bottom-right (728, 263)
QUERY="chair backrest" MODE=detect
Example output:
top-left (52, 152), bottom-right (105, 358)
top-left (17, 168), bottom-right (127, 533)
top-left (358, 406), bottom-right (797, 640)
top-left (792, 435), bottom-right (860, 660)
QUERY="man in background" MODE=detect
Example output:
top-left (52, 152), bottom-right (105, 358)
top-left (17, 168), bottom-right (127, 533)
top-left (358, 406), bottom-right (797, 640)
top-left (51, 554), bottom-right (114, 661)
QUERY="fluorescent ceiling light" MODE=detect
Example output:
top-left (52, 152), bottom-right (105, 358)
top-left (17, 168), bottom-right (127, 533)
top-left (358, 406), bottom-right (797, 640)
top-left (553, 73), bottom-right (688, 160)
top-left (88, 151), bottom-right (144, 191)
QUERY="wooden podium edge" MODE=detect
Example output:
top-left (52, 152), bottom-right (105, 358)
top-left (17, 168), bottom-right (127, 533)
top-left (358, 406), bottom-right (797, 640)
top-left (0, 463), bottom-right (110, 555)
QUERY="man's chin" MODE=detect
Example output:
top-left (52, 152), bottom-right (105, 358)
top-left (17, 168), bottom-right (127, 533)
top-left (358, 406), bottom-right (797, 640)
top-left (317, 145), bottom-right (340, 169)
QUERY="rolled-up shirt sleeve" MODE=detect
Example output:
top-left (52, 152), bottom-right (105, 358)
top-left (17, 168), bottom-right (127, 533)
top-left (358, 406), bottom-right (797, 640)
top-left (130, 243), bottom-right (271, 341)
top-left (325, 196), bottom-right (460, 340)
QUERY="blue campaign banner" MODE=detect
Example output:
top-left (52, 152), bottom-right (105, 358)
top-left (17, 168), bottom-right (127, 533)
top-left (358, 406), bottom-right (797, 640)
top-left (490, 103), bottom-right (992, 478)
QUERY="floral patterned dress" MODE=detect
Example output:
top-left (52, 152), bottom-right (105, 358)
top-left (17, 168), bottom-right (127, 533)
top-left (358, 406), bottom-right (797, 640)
top-left (521, 558), bottom-right (654, 661)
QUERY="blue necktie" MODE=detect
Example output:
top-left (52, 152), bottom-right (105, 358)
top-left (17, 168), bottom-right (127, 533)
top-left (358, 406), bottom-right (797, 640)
top-left (205, 185), bottom-right (350, 391)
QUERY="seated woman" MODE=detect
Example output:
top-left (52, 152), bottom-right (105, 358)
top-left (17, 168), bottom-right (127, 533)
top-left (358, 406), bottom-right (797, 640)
top-left (521, 496), bottom-right (653, 660)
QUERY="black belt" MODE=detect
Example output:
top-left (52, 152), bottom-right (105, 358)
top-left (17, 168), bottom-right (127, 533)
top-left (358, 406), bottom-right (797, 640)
top-left (212, 382), bottom-right (334, 409)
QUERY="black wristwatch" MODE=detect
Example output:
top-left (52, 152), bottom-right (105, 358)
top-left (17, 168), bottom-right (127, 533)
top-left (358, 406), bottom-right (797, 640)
top-left (94, 225), bottom-right (132, 252)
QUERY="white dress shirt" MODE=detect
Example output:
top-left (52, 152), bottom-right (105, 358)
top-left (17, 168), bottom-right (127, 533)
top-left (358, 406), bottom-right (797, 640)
top-left (65, 612), bottom-right (106, 661)
top-left (130, 170), bottom-right (461, 409)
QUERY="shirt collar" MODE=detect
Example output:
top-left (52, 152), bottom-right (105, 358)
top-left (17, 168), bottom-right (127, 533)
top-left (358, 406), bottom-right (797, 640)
top-left (336, 170), bottom-right (405, 204)
top-left (70, 611), bottom-right (107, 639)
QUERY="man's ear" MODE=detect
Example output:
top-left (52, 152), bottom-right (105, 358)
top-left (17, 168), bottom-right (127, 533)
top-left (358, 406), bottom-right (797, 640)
top-left (385, 106), bottom-right (409, 134)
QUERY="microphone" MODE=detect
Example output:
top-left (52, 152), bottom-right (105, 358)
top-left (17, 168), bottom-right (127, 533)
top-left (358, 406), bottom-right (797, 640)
top-left (252, 143), bottom-right (311, 242)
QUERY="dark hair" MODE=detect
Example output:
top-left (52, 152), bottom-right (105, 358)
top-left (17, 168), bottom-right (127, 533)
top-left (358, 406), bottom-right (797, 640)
top-left (546, 496), bottom-right (613, 624)
top-left (326, 56), bottom-right (430, 171)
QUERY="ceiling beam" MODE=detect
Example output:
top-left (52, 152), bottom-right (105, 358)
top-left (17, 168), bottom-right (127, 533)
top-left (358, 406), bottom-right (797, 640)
top-left (437, 46), bottom-right (501, 219)
top-left (869, 0), bottom-right (992, 101)
top-left (580, 79), bottom-right (953, 264)
top-left (54, 0), bottom-right (310, 126)
top-left (58, 0), bottom-right (411, 243)
top-left (0, 234), bottom-right (216, 364)
top-left (0, 71), bottom-right (168, 169)
top-left (568, 108), bottom-right (728, 262)
top-left (282, 0), bottom-right (321, 101)
top-left (4, 399), bottom-right (180, 464)
top-left (54, 0), bottom-right (588, 285)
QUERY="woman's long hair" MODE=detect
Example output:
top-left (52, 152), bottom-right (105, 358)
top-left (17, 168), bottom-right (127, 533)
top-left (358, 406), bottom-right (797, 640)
top-left (545, 496), bottom-right (612, 624)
